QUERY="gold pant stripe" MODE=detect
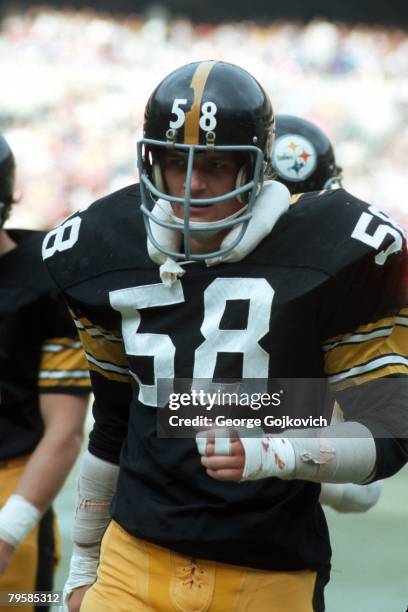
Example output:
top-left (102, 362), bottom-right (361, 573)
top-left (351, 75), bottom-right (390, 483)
top-left (82, 520), bottom-right (317, 612)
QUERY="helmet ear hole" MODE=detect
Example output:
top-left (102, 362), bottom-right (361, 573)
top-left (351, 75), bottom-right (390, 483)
top-left (236, 163), bottom-right (264, 204)
top-left (235, 165), bottom-right (247, 187)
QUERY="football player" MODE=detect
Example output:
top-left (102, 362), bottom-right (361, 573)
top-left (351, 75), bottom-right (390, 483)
top-left (273, 114), bottom-right (383, 514)
top-left (42, 61), bottom-right (408, 612)
top-left (272, 114), bottom-right (343, 193)
top-left (0, 133), bottom-right (91, 612)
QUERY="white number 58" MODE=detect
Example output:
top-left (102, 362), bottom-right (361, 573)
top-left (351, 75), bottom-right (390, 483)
top-left (169, 98), bottom-right (188, 129)
top-left (351, 206), bottom-right (405, 265)
top-left (169, 98), bottom-right (218, 132)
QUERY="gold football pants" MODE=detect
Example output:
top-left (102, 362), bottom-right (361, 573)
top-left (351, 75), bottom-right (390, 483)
top-left (0, 455), bottom-right (61, 612)
top-left (81, 519), bottom-right (320, 612)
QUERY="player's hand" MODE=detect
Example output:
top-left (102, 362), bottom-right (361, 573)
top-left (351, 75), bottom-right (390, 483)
top-left (0, 538), bottom-right (15, 575)
top-left (196, 428), bottom-right (296, 482)
top-left (67, 584), bottom-right (92, 612)
top-left (197, 429), bottom-right (245, 481)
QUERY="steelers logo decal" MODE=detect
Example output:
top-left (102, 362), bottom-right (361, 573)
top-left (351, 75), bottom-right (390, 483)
top-left (272, 134), bottom-right (317, 182)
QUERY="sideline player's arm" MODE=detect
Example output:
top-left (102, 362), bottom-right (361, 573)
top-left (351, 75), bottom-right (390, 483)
top-left (0, 312), bottom-right (90, 575)
top-left (0, 394), bottom-right (88, 574)
top-left (15, 393), bottom-right (87, 511)
top-left (0, 246), bottom-right (91, 572)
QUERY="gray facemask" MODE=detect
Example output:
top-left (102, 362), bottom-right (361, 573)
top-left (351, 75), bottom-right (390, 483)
top-left (138, 139), bottom-right (264, 261)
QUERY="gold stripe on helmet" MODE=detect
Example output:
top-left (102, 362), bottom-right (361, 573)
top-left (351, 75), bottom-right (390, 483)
top-left (184, 61), bottom-right (216, 145)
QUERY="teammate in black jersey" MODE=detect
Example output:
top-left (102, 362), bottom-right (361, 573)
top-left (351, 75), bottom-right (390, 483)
top-left (0, 133), bottom-right (91, 612)
top-left (42, 61), bottom-right (408, 612)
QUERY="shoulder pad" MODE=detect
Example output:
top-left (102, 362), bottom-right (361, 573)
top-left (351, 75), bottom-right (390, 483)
top-left (42, 184), bottom-right (155, 289)
top-left (253, 189), bottom-right (406, 275)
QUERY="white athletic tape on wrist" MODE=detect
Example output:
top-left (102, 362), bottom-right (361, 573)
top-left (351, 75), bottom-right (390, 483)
top-left (63, 449), bottom-right (118, 611)
top-left (195, 428), bottom-right (296, 480)
top-left (0, 494), bottom-right (41, 547)
top-left (240, 435), bottom-right (296, 480)
top-left (62, 549), bottom-right (99, 609)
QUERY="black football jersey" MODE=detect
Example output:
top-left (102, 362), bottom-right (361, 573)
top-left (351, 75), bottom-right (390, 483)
top-left (43, 185), bottom-right (408, 572)
top-left (0, 230), bottom-right (91, 460)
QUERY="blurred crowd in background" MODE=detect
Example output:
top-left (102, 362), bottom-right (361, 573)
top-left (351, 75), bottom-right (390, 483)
top-left (0, 8), bottom-right (407, 229)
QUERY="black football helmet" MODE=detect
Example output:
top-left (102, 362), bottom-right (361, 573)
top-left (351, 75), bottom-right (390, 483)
top-left (138, 60), bottom-right (275, 260)
top-left (271, 115), bottom-right (343, 194)
top-left (0, 133), bottom-right (15, 228)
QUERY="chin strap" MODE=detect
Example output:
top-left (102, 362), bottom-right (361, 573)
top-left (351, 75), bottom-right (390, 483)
top-left (147, 181), bottom-right (291, 285)
top-left (146, 199), bottom-right (185, 287)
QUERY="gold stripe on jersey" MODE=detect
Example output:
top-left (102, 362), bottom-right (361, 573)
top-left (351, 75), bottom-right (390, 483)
top-left (184, 61), bottom-right (216, 145)
top-left (71, 314), bottom-right (123, 344)
top-left (290, 190), bottom-right (328, 206)
top-left (39, 337), bottom-right (90, 389)
top-left (70, 313), bottom-right (131, 384)
top-left (290, 194), bottom-right (303, 205)
top-left (322, 313), bottom-right (408, 352)
top-left (323, 310), bottom-right (408, 386)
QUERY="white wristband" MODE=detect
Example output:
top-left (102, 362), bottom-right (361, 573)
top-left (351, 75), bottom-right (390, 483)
top-left (0, 494), bottom-right (41, 547)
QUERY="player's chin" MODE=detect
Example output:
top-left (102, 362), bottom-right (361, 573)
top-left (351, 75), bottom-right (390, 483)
top-left (189, 207), bottom-right (215, 221)
top-left (206, 468), bottom-right (243, 481)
